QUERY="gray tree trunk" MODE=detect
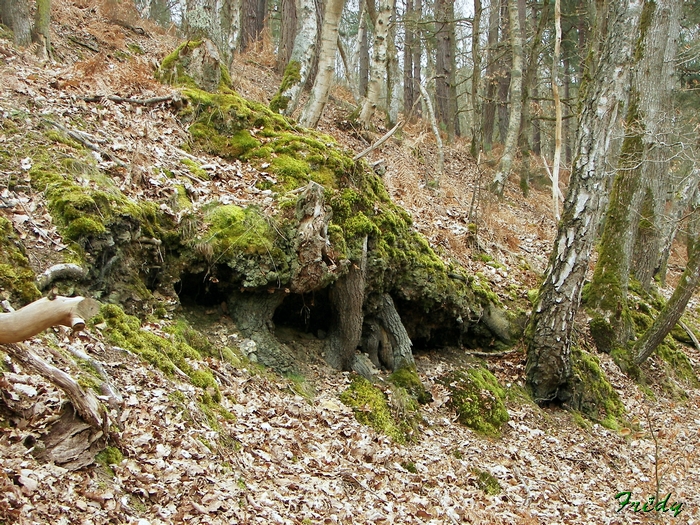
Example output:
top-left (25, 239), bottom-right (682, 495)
top-left (0, 0), bottom-right (32, 46)
top-left (182, 0), bottom-right (240, 63)
top-left (300, 0), bottom-right (345, 128)
top-left (635, 189), bottom-right (700, 364)
top-left (277, 0), bottom-right (297, 73)
top-left (525, 0), bottom-right (644, 404)
top-left (470, 0), bottom-right (483, 156)
top-left (482, 0), bottom-right (500, 150)
top-left (434, 0), bottom-right (459, 139)
top-left (491, 0), bottom-right (523, 195)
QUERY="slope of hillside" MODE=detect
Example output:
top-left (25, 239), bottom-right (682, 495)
top-left (2, 3), bottom-right (700, 524)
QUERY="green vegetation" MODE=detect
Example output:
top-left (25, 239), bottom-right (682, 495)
top-left (0, 217), bottom-right (41, 305)
top-left (95, 446), bottom-right (124, 477)
top-left (339, 375), bottom-right (420, 444)
top-left (157, 40), bottom-right (232, 91)
top-left (92, 304), bottom-right (221, 403)
top-left (388, 366), bottom-right (432, 404)
top-left (269, 60), bottom-right (301, 113)
top-left (569, 346), bottom-right (625, 429)
top-left (439, 367), bottom-right (509, 437)
top-left (472, 467), bottom-right (502, 495)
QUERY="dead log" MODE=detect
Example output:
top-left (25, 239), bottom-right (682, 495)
top-left (0, 296), bottom-right (100, 344)
top-left (2, 343), bottom-right (105, 430)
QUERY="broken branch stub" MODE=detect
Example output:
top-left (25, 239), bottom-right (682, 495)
top-left (0, 296), bottom-right (100, 344)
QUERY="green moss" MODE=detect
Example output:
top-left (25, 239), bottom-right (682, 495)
top-left (269, 61), bottom-right (301, 113)
top-left (96, 446), bottom-right (123, 477)
top-left (570, 346), bottom-right (625, 429)
top-left (180, 158), bottom-right (209, 180)
top-left (0, 217), bottom-right (41, 305)
top-left (388, 366), bottom-right (432, 404)
top-left (92, 304), bottom-right (221, 402)
top-left (472, 467), bottom-right (502, 495)
top-left (657, 340), bottom-right (700, 387)
top-left (339, 376), bottom-right (415, 444)
top-left (439, 368), bottom-right (509, 437)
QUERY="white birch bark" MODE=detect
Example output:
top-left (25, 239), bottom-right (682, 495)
top-left (277, 0), bottom-right (319, 116)
top-left (358, 0), bottom-right (394, 128)
top-left (299, 0), bottom-right (346, 128)
top-left (525, 0), bottom-right (644, 403)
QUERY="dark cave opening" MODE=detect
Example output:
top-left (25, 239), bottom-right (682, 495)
top-left (175, 269), bottom-right (233, 307)
top-left (272, 289), bottom-right (332, 336)
top-left (393, 297), bottom-right (464, 351)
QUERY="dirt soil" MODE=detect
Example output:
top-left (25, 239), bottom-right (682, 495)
top-left (1, 2), bottom-right (700, 524)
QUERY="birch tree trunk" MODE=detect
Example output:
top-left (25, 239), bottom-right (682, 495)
top-left (270, 0), bottom-right (318, 116)
top-left (358, 0), bottom-right (394, 128)
top-left (491, 0), bottom-right (523, 195)
top-left (525, 0), bottom-right (643, 404)
top-left (357, 0), bottom-right (370, 98)
top-left (551, 0), bottom-right (561, 220)
top-left (299, 0), bottom-right (345, 128)
top-left (182, 0), bottom-right (240, 63)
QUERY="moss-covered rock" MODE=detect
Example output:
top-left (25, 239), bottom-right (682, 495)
top-left (388, 366), bottom-right (432, 404)
top-left (339, 375), bottom-right (420, 443)
top-left (157, 40), bottom-right (232, 93)
top-left (439, 367), bottom-right (509, 437)
top-left (0, 217), bottom-right (41, 305)
top-left (569, 346), bottom-right (625, 429)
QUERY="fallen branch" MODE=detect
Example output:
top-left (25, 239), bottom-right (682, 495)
top-left (0, 296), bottom-right (100, 344)
top-left (79, 92), bottom-right (182, 107)
top-left (42, 119), bottom-right (127, 167)
top-left (679, 320), bottom-right (700, 351)
top-left (353, 120), bottom-right (404, 161)
top-left (64, 344), bottom-right (123, 409)
top-left (67, 35), bottom-right (99, 53)
top-left (37, 263), bottom-right (88, 290)
top-left (2, 342), bottom-right (105, 429)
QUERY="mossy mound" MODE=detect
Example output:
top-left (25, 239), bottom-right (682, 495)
top-left (439, 367), bottom-right (509, 437)
top-left (388, 366), bottom-right (433, 404)
top-left (569, 346), bottom-right (625, 429)
top-left (339, 375), bottom-right (421, 443)
top-left (472, 467), bottom-right (502, 496)
top-left (0, 217), bottom-right (41, 305)
top-left (92, 304), bottom-right (221, 403)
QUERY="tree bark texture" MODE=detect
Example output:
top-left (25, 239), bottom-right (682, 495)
top-left (635, 195), bottom-right (700, 364)
top-left (299, 0), bottom-right (345, 128)
top-left (434, 0), bottom-right (459, 139)
top-left (470, 0), bottom-right (483, 156)
top-left (324, 237), bottom-right (367, 371)
top-left (359, 0), bottom-right (394, 128)
top-left (525, 0), bottom-right (643, 404)
top-left (482, 0), bottom-right (500, 150)
top-left (363, 294), bottom-right (414, 371)
top-left (0, 0), bottom-right (32, 46)
top-left (182, 0), bottom-right (240, 63)
top-left (274, 0), bottom-right (318, 116)
top-left (491, 0), bottom-right (523, 195)
top-left (357, 0), bottom-right (370, 98)
top-left (33, 0), bottom-right (51, 60)
top-left (630, 0), bottom-right (681, 289)
top-left (240, 0), bottom-right (267, 51)
top-left (586, 0), bottom-right (680, 351)
top-left (403, 0), bottom-right (417, 117)
top-left (277, 0), bottom-right (297, 73)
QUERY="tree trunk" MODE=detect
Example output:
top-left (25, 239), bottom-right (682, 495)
top-left (183, 0), bottom-right (240, 63)
top-left (470, 0), bottom-right (483, 157)
top-left (630, 0), bottom-right (681, 289)
top-left (363, 294), bottom-right (414, 371)
top-left (551, 0), bottom-right (561, 220)
top-left (277, 0), bottom-right (297, 73)
top-left (359, 0), bottom-right (394, 128)
top-left (403, 0), bottom-right (416, 117)
top-left (519, 0), bottom-right (548, 155)
top-left (434, 0), bottom-right (459, 140)
top-left (411, 0), bottom-right (422, 119)
top-left (270, 0), bottom-right (318, 116)
top-left (386, 0), bottom-right (400, 126)
top-left (525, 0), bottom-right (643, 404)
top-left (325, 237), bottom-right (367, 371)
top-left (586, 0), bottom-right (680, 351)
top-left (482, 0), bottom-right (500, 150)
top-left (299, 0), bottom-right (345, 128)
top-left (33, 0), bottom-right (51, 60)
top-left (0, 0), bottom-right (32, 46)
top-left (491, 0), bottom-right (523, 195)
top-left (635, 192), bottom-right (700, 365)
top-left (358, 0), bottom-right (370, 98)
top-left (240, 0), bottom-right (267, 51)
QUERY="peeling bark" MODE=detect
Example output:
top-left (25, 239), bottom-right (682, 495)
top-left (525, 0), bottom-right (643, 404)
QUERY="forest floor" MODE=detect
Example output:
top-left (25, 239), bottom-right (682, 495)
top-left (1, 1), bottom-right (700, 524)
